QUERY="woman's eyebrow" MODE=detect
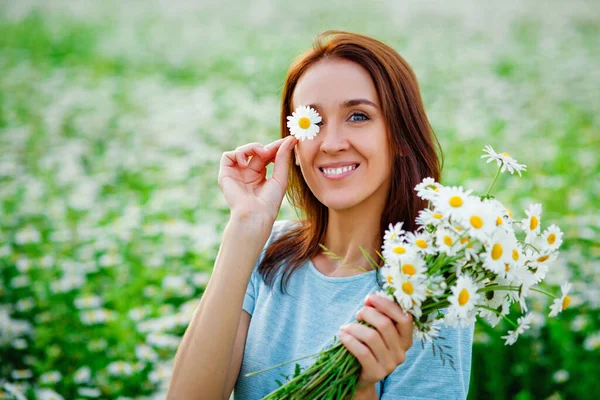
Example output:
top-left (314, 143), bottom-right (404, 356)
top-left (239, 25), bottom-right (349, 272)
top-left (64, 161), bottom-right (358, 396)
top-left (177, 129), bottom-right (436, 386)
top-left (307, 98), bottom-right (379, 111)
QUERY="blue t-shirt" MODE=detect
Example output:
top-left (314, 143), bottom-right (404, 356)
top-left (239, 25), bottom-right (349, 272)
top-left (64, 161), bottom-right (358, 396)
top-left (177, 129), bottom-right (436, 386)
top-left (234, 220), bottom-right (474, 399)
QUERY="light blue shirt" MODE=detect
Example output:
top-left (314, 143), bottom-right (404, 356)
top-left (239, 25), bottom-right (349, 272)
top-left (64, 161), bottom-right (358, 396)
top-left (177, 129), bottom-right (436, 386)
top-left (234, 220), bottom-right (474, 399)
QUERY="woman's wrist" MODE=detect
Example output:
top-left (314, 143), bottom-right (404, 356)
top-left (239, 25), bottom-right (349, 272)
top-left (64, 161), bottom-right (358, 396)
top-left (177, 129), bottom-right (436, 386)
top-left (353, 383), bottom-right (378, 399)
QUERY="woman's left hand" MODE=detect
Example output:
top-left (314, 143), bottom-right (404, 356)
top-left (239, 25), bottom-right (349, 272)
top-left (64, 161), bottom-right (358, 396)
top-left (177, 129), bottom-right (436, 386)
top-left (337, 293), bottom-right (414, 391)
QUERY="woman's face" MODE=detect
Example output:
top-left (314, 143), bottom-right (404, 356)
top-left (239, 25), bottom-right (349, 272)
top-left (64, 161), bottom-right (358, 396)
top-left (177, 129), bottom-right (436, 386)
top-left (291, 58), bottom-right (392, 212)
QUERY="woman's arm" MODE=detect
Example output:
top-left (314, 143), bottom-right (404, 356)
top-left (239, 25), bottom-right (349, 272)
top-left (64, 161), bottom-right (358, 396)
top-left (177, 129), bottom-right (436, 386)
top-left (166, 216), bottom-right (272, 400)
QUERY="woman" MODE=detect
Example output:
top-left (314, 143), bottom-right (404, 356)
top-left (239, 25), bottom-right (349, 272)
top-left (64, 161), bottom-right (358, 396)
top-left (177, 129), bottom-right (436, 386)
top-left (168, 30), bottom-right (474, 399)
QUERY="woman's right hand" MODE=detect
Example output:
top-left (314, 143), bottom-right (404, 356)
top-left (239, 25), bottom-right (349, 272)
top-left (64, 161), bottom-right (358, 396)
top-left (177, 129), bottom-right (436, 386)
top-left (218, 135), bottom-right (298, 226)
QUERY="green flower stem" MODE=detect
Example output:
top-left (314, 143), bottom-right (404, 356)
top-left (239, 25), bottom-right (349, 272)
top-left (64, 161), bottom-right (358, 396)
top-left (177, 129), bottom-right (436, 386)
top-left (476, 284), bottom-right (520, 293)
top-left (485, 165), bottom-right (502, 196)
top-left (477, 305), bottom-right (518, 328)
top-left (531, 287), bottom-right (557, 299)
top-left (245, 345), bottom-right (338, 377)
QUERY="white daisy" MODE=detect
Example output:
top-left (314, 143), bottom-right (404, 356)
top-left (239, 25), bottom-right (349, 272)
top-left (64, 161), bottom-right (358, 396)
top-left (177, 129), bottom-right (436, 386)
top-left (435, 227), bottom-right (460, 256)
top-left (413, 313), bottom-right (443, 343)
top-left (415, 208), bottom-right (446, 227)
top-left (382, 237), bottom-right (416, 264)
top-left (521, 203), bottom-right (542, 243)
top-left (478, 289), bottom-right (510, 328)
top-left (501, 313), bottom-right (533, 345)
top-left (481, 145), bottom-right (527, 176)
top-left (392, 273), bottom-right (427, 312)
top-left (432, 186), bottom-right (473, 220)
top-left (549, 282), bottom-right (572, 317)
top-left (286, 105), bottom-right (321, 141)
top-left (398, 253), bottom-right (427, 279)
top-left (539, 224), bottom-right (563, 252)
top-left (404, 231), bottom-right (435, 255)
top-left (414, 177), bottom-right (441, 201)
top-left (383, 222), bottom-right (405, 242)
top-left (379, 265), bottom-right (400, 290)
top-left (447, 275), bottom-right (481, 321)
top-left (524, 248), bottom-right (557, 284)
top-left (456, 198), bottom-right (500, 242)
top-left (482, 229), bottom-right (517, 275)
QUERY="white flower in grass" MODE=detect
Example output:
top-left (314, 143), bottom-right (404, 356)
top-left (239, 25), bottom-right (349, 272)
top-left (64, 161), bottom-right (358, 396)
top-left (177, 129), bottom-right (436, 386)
top-left (11, 369), bottom-right (33, 379)
top-left (404, 231), bottom-right (435, 255)
top-left (383, 222), bottom-right (405, 242)
top-left (107, 361), bottom-right (135, 376)
top-left (36, 388), bottom-right (65, 400)
top-left (414, 177), bottom-right (441, 201)
top-left (415, 208), bottom-right (446, 227)
top-left (481, 145), bottom-right (527, 176)
top-left (435, 227), bottom-right (460, 256)
top-left (75, 294), bottom-right (103, 309)
top-left (286, 105), bottom-right (321, 141)
top-left (539, 224), bottom-right (563, 252)
top-left (392, 273), bottom-right (427, 313)
top-left (40, 371), bottom-right (62, 384)
top-left (78, 387), bottom-right (102, 398)
top-left (432, 186), bottom-right (473, 220)
top-left (501, 313), bottom-right (533, 345)
top-left (447, 275), bottom-right (481, 322)
top-left (74, 366), bottom-right (91, 383)
top-left (521, 203), bottom-right (542, 243)
top-left (549, 282), bottom-right (572, 317)
top-left (136, 344), bottom-right (159, 362)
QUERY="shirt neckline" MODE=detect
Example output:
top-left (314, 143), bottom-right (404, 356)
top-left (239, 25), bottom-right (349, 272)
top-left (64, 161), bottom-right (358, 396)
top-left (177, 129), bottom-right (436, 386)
top-left (307, 258), bottom-right (378, 283)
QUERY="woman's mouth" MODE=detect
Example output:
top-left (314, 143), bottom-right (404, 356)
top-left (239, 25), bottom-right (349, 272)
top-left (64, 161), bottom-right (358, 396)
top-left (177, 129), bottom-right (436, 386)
top-left (318, 164), bottom-right (360, 180)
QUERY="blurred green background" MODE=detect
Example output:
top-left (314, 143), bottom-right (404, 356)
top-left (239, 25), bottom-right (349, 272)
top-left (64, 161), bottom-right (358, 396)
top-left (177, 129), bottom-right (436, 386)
top-left (0, 0), bottom-right (599, 399)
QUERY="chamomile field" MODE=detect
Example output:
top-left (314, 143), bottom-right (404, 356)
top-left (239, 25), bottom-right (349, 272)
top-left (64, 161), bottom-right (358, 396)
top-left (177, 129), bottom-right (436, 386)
top-left (0, 0), bottom-right (598, 399)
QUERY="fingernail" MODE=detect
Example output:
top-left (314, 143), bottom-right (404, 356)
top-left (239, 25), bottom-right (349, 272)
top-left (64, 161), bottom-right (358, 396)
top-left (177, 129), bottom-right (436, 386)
top-left (340, 323), bottom-right (349, 330)
top-left (364, 294), bottom-right (371, 303)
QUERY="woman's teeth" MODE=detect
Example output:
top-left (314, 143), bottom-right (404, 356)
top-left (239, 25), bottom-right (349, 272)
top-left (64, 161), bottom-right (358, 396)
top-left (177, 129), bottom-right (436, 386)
top-left (321, 164), bottom-right (358, 176)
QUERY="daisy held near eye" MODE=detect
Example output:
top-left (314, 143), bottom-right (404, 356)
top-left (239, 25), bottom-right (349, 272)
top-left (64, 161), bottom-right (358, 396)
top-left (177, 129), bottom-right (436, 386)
top-left (250, 144), bottom-right (572, 399)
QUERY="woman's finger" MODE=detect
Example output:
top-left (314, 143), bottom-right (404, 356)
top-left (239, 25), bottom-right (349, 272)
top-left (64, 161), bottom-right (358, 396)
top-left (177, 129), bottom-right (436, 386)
top-left (234, 142), bottom-right (271, 169)
top-left (355, 306), bottom-right (402, 358)
top-left (340, 322), bottom-right (394, 370)
top-left (365, 294), bottom-right (414, 350)
top-left (271, 136), bottom-right (297, 189)
top-left (337, 330), bottom-right (386, 380)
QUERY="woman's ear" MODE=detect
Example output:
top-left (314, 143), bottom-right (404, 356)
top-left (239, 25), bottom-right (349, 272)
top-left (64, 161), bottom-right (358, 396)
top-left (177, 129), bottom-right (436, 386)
top-left (294, 148), bottom-right (300, 166)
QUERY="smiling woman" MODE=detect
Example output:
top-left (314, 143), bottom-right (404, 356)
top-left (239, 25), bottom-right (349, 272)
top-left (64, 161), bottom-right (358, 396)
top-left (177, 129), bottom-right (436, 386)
top-left (167, 30), bottom-right (472, 400)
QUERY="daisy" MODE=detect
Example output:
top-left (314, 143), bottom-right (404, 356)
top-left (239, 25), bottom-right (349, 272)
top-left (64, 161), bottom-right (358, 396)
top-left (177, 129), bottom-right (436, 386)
top-left (382, 237), bottom-right (416, 264)
top-left (501, 313), bottom-right (533, 345)
top-left (435, 227), bottom-right (460, 256)
top-left (456, 198), bottom-right (500, 242)
top-left (478, 289), bottom-right (510, 328)
top-left (482, 229), bottom-right (517, 275)
top-left (432, 186), bottom-right (473, 220)
top-left (286, 105), bottom-right (322, 141)
top-left (539, 224), bottom-right (563, 252)
top-left (549, 282), bottom-right (572, 317)
top-left (481, 145), bottom-right (527, 176)
top-left (447, 275), bottom-right (481, 321)
top-left (398, 253), bottom-right (427, 279)
top-left (521, 203), bottom-right (542, 243)
top-left (414, 177), bottom-right (441, 201)
top-left (415, 208), bottom-right (446, 227)
top-left (379, 265), bottom-right (400, 290)
top-left (383, 222), bottom-right (405, 242)
top-left (413, 313), bottom-right (443, 343)
top-left (404, 231), bottom-right (435, 255)
top-left (392, 273), bottom-right (427, 313)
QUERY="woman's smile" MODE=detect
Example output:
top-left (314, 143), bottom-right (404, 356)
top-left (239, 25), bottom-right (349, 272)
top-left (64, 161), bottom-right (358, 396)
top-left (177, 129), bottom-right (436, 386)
top-left (318, 162), bottom-right (360, 180)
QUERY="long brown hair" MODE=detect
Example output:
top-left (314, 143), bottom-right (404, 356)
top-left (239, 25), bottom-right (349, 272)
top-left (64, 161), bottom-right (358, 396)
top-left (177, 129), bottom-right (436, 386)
top-left (258, 30), bottom-right (443, 293)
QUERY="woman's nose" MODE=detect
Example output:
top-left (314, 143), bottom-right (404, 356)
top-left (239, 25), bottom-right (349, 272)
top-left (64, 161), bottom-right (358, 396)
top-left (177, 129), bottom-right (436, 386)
top-left (319, 123), bottom-right (350, 154)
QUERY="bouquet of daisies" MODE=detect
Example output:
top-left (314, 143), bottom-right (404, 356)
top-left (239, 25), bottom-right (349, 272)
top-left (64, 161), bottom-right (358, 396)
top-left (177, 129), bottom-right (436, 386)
top-left (246, 105), bottom-right (571, 399)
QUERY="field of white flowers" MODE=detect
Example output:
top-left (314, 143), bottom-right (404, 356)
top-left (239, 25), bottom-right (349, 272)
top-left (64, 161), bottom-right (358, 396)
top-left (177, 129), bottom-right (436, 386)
top-left (0, 0), bottom-right (598, 398)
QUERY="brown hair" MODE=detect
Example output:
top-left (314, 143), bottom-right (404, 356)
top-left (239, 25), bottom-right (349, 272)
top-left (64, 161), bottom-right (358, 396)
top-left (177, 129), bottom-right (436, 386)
top-left (258, 30), bottom-right (443, 293)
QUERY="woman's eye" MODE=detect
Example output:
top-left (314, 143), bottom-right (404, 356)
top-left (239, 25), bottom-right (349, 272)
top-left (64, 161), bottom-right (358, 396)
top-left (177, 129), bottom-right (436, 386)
top-left (349, 112), bottom-right (369, 122)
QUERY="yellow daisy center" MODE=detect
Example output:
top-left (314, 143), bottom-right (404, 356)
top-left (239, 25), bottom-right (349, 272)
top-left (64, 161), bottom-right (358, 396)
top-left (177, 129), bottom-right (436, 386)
top-left (433, 213), bottom-right (443, 219)
top-left (501, 152), bottom-right (510, 157)
top-left (449, 196), bottom-right (463, 208)
top-left (387, 275), bottom-right (393, 284)
top-left (470, 216), bottom-right (483, 229)
top-left (455, 226), bottom-right (463, 232)
top-left (460, 237), bottom-right (470, 245)
top-left (512, 249), bottom-right (519, 261)
top-left (402, 264), bottom-right (416, 275)
top-left (496, 216), bottom-right (503, 225)
top-left (562, 295), bottom-right (571, 310)
top-left (537, 255), bottom-right (549, 263)
top-left (402, 282), bottom-right (414, 295)
top-left (491, 244), bottom-right (503, 260)
top-left (298, 117), bottom-right (311, 129)
top-left (433, 187), bottom-right (440, 192)
top-left (547, 233), bottom-right (556, 244)
top-left (507, 208), bottom-right (513, 217)
top-left (444, 236), bottom-right (453, 246)
top-left (530, 216), bottom-right (539, 230)
top-left (458, 289), bottom-right (469, 306)
top-left (393, 246), bottom-right (406, 254)
top-left (505, 263), bottom-right (510, 272)
top-left (415, 239), bottom-right (428, 249)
